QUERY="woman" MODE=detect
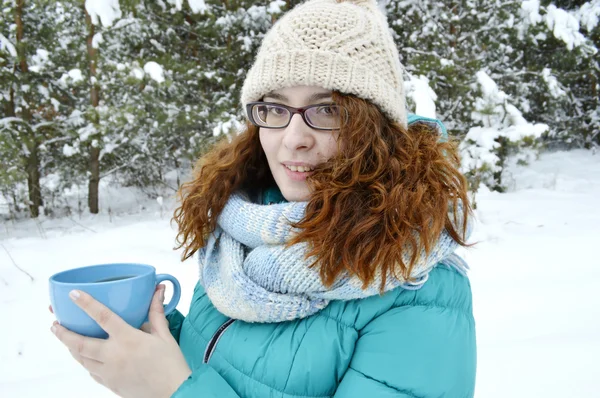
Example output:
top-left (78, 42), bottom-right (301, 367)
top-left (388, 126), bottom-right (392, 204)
top-left (50, 0), bottom-right (476, 397)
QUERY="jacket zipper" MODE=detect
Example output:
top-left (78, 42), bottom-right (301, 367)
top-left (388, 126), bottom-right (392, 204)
top-left (203, 318), bottom-right (235, 364)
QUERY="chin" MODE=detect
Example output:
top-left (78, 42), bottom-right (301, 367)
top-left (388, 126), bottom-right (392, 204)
top-left (279, 185), bottom-right (310, 202)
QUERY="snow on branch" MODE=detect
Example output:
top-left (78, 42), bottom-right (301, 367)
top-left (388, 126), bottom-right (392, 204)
top-left (0, 33), bottom-right (17, 57)
top-left (85, 0), bottom-right (122, 27)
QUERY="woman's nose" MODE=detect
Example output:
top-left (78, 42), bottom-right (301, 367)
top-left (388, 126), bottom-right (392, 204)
top-left (282, 113), bottom-right (314, 150)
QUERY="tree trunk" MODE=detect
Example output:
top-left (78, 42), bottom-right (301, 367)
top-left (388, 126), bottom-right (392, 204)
top-left (173, 156), bottom-right (180, 187)
top-left (449, 2), bottom-right (457, 49)
top-left (16, 0), bottom-right (43, 218)
top-left (88, 146), bottom-right (100, 213)
top-left (492, 136), bottom-right (509, 192)
top-left (27, 144), bottom-right (43, 217)
top-left (85, 7), bottom-right (101, 214)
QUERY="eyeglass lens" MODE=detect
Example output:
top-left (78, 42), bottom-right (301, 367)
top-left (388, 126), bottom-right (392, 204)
top-left (252, 104), bottom-right (343, 129)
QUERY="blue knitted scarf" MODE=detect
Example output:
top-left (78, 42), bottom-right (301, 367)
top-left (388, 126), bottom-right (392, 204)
top-left (198, 190), bottom-right (471, 323)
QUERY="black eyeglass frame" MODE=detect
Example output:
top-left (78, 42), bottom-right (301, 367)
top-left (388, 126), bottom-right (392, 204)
top-left (246, 101), bottom-right (348, 131)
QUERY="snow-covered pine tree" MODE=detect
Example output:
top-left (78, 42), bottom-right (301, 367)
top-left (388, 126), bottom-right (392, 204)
top-left (496, 0), bottom-right (598, 151)
top-left (385, 0), bottom-right (492, 133)
top-left (0, 0), bottom-right (85, 217)
top-left (460, 70), bottom-right (548, 193)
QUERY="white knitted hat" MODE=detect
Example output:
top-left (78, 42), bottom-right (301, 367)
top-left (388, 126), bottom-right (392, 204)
top-left (240, 0), bottom-right (407, 128)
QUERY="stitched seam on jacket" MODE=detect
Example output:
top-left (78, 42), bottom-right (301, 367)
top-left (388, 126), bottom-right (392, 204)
top-left (314, 313), bottom-right (357, 331)
top-left (395, 267), bottom-right (471, 308)
top-left (391, 304), bottom-right (472, 315)
top-left (361, 304), bottom-right (474, 335)
top-left (184, 318), bottom-right (332, 398)
top-left (347, 366), bottom-right (423, 398)
top-left (389, 267), bottom-right (473, 317)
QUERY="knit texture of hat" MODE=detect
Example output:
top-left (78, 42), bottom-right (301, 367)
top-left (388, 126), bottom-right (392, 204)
top-left (240, 0), bottom-right (407, 128)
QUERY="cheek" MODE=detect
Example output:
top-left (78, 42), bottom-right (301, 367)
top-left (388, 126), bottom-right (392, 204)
top-left (259, 130), bottom-right (276, 160)
top-left (322, 134), bottom-right (341, 158)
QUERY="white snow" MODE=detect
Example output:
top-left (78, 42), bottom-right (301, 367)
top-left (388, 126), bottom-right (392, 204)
top-left (167, 0), bottom-right (184, 11)
top-left (143, 61), bottom-right (165, 84)
top-left (130, 67), bottom-right (145, 80)
top-left (521, 0), bottom-right (543, 25)
top-left (267, 0), bottom-right (286, 14)
top-left (1, 150), bottom-right (599, 397)
top-left (520, 1), bottom-right (591, 50)
top-left (577, 0), bottom-right (600, 32)
top-left (62, 144), bottom-right (77, 157)
top-left (211, 117), bottom-right (243, 137)
top-left (37, 85), bottom-right (50, 99)
top-left (149, 39), bottom-right (166, 52)
top-left (50, 98), bottom-right (60, 112)
top-left (85, 0), bottom-right (122, 27)
top-left (462, 71), bottom-right (548, 180)
top-left (458, 149), bottom-right (600, 397)
top-left (405, 74), bottom-right (438, 118)
top-left (92, 32), bottom-right (104, 49)
top-left (545, 5), bottom-right (586, 51)
top-left (471, 70), bottom-right (547, 134)
top-left (542, 68), bottom-right (566, 98)
top-left (29, 49), bottom-right (50, 73)
top-left (475, 70), bottom-right (506, 103)
top-left (0, 33), bottom-right (17, 57)
top-left (460, 133), bottom-right (502, 172)
top-left (68, 69), bottom-right (84, 83)
top-left (66, 110), bottom-right (85, 127)
top-left (187, 0), bottom-right (208, 14)
top-left (77, 123), bottom-right (97, 141)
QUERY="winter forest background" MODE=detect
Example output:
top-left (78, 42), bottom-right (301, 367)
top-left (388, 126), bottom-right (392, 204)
top-left (0, 0), bottom-right (598, 220)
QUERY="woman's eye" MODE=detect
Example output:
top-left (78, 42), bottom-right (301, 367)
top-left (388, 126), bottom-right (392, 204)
top-left (267, 106), bottom-right (285, 115)
top-left (317, 106), bottom-right (337, 116)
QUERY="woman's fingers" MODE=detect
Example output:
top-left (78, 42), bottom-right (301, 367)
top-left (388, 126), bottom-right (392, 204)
top-left (68, 290), bottom-right (130, 337)
top-left (51, 321), bottom-right (105, 362)
top-left (69, 349), bottom-right (85, 366)
top-left (49, 305), bottom-right (53, 314)
top-left (79, 354), bottom-right (104, 375)
top-left (68, 348), bottom-right (104, 378)
top-left (147, 285), bottom-right (169, 337)
top-left (140, 322), bottom-right (152, 333)
top-left (68, 348), bottom-right (102, 367)
top-left (89, 372), bottom-right (105, 386)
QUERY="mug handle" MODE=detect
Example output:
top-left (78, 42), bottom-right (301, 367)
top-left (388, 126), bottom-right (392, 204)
top-left (155, 274), bottom-right (181, 316)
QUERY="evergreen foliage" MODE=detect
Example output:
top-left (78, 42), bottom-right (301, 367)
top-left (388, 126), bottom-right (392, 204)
top-left (0, 0), bottom-right (598, 218)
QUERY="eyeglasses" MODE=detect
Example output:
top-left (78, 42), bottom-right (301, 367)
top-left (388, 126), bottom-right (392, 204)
top-left (246, 102), bottom-right (348, 130)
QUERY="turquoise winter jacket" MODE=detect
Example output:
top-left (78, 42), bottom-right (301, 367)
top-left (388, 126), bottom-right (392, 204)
top-left (168, 115), bottom-right (477, 397)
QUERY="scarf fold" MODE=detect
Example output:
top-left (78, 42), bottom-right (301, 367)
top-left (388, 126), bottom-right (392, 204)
top-left (198, 191), bottom-right (472, 323)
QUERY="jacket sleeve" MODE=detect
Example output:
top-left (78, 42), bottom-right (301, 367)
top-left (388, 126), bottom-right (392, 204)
top-left (166, 310), bottom-right (241, 397)
top-left (166, 309), bottom-right (186, 344)
top-left (333, 304), bottom-right (477, 397)
top-left (171, 364), bottom-right (240, 398)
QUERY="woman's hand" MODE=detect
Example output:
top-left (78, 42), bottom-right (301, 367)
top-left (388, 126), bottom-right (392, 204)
top-left (50, 285), bottom-right (191, 398)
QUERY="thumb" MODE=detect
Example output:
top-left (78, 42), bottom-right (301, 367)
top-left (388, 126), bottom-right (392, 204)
top-left (147, 284), bottom-right (170, 337)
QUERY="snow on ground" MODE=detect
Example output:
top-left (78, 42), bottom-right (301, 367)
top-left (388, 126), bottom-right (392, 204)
top-left (458, 149), bottom-right (600, 397)
top-left (1, 149), bottom-right (599, 397)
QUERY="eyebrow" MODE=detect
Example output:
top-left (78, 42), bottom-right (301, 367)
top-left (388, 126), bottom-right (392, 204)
top-left (263, 92), bottom-right (333, 103)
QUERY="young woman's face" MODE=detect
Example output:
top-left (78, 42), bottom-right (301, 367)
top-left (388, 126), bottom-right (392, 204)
top-left (259, 85), bottom-right (341, 202)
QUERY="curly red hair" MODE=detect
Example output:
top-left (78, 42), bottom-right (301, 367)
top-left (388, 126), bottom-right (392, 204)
top-left (173, 91), bottom-right (472, 291)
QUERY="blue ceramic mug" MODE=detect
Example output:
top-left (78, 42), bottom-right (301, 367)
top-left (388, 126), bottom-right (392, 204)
top-left (49, 263), bottom-right (181, 338)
